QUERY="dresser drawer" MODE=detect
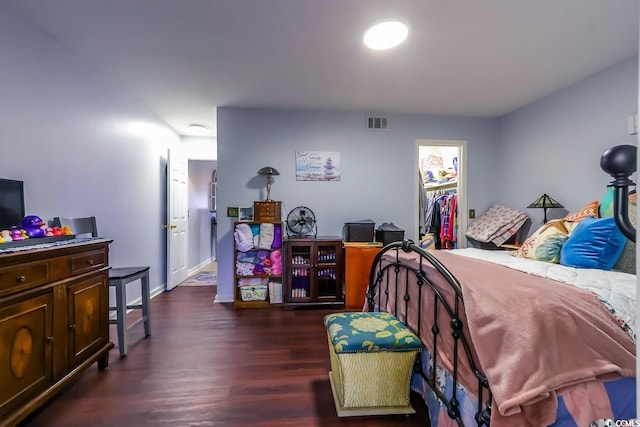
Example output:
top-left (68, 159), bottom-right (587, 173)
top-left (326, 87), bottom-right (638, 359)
top-left (70, 249), bottom-right (107, 275)
top-left (0, 261), bottom-right (50, 293)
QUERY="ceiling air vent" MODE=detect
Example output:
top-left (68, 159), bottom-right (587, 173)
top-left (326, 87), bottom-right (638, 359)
top-left (367, 116), bottom-right (388, 130)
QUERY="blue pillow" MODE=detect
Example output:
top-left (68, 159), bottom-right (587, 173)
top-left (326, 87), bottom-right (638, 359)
top-left (560, 217), bottom-right (626, 270)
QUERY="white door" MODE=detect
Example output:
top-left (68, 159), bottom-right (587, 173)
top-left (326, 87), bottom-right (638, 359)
top-left (166, 147), bottom-right (189, 290)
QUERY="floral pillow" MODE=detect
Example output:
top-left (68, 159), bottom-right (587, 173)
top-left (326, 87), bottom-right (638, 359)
top-left (514, 220), bottom-right (577, 263)
top-left (324, 312), bottom-right (424, 353)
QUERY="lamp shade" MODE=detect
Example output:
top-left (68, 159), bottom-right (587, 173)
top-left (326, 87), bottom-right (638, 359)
top-left (527, 193), bottom-right (563, 223)
top-left (527, 194), bottom-right (564, 209)
top-left (257, 166), bottom-right (280, 176)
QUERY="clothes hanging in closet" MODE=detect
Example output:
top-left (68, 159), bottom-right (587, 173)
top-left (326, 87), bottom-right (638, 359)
top-left (424, 190), bottom-right (457, 249)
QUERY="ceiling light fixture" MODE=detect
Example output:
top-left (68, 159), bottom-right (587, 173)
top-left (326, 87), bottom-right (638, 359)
top-left (185, 124), bottom-right (210, 136)
top-left (363, 21), bottom-right (408, 50)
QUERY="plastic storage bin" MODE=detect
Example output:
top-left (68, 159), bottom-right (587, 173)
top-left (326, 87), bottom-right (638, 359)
top-left (343, 219), bottom-right (375, 242)
top-left (375, 223), bottom-right (405, 246)
top-left (239, 284), bottom-right (268, 301)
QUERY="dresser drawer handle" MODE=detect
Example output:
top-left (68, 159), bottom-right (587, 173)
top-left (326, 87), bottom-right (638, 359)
top-left (87, 259), bottom-right (95, 265)
top-left (17, 275), bottom-right (26, 283)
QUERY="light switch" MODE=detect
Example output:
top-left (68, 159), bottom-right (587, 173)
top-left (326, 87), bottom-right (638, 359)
top-left (469, 209), bottom-right (475, 219)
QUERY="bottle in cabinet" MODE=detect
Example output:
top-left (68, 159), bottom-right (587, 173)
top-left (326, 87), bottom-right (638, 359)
top-left (283, 237), bottom-right (344, 308)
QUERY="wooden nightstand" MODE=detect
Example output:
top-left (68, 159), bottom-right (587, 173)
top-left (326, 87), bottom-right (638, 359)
top-left (344, 242), bottom-right (383, 309)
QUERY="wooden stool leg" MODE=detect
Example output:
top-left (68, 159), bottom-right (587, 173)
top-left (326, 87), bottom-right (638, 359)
top-left (141, 272), bottom-right (151, 337)
top-left (114, 280), bottom-right (128, 357)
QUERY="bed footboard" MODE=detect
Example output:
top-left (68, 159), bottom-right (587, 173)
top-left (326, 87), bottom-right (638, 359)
top-left (366, 240), bottom-right (492, 426)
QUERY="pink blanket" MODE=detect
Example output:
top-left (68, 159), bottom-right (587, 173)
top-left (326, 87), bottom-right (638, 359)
top-left (378, 250), bottom-right (636, 427)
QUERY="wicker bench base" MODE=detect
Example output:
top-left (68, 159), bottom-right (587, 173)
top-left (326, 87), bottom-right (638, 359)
top-left (327, 333), bottom-right (418, 417)
top-left (328, 370), bottom-right (416, 417)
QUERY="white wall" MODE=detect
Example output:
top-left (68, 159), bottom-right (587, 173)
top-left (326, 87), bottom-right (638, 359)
top-left (0, 4), bottom-right (179, 299)
top-left (181, 136), bottom-right (218, 161)
top-left (497, 55), bottom-right (639, 227)
top-left (216, 108), bottom-right (500, 302)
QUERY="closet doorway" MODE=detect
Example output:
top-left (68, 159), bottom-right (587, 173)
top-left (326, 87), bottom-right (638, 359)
top-left (416, 139), bottom-right (467, 249)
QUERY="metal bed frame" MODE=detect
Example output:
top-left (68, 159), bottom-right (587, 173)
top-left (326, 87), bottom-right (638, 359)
top-left (366, 240), bottom-right (492, 426)
top-left (600, 144), bottom-right (637, 242)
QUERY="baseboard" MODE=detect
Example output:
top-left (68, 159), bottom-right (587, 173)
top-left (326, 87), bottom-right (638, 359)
top-left (188, 257), bottom-right (214, 277)
top-left (214, 293), bottom-right (234, 303)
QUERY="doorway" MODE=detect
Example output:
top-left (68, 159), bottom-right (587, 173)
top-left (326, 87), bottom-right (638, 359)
top-left (187, 159), bottom-right (218, 275)
top-left (416, 139), bottom-right (467, 249)
top-left (165, 136), bottom-right (218, 288)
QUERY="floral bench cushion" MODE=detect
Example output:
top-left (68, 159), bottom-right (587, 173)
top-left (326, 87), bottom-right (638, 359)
top-left (324, 312), bottom-right (424, 354)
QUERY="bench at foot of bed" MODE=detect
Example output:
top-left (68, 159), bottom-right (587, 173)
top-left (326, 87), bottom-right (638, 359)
top-left (324, 312), bottom-right (424, 417)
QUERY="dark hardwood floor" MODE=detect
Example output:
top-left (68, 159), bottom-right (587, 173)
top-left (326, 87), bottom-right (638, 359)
top-left (20, 286), bottom-right (430, 427)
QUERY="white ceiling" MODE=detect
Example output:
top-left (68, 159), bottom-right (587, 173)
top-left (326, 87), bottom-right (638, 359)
top-left (7, 0), bottom-right (639, 137)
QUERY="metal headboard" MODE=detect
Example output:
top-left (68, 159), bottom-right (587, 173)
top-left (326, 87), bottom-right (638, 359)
top-left (600, 144), bottom-right (637, 242)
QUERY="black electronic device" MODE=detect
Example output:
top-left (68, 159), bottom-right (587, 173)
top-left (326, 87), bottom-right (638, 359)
top-left (0, 178), bottom-right (25, 230)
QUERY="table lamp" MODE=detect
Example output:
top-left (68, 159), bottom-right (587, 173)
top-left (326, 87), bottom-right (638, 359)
top-left (527, 193), bottom-right (564, 223)
top-left (257, 166), bottom-right (280, 201)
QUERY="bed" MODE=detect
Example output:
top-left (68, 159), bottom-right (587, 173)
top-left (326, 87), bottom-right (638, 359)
top-left (366, 242), bottom-right (635, 426)
top-left (363, 145), bottom-right (637, 427)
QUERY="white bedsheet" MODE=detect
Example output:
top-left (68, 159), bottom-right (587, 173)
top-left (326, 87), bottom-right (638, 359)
top-left (450, 248), bottom-right (637, 338)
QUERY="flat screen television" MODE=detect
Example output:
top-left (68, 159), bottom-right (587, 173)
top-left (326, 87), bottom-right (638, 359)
top-left (0, 178), bottom-right (25, 230)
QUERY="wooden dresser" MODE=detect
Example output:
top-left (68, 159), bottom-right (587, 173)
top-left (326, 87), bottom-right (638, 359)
top-left (253, 201), bottom-right (282, 222)
top-left (0, 238), bottom-right (114, 427)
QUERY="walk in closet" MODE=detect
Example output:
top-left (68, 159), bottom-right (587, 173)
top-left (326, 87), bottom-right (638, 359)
top-left (419, 143), bottom-right (461, 249)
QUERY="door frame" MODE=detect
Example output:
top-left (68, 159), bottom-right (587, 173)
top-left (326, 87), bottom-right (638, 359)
top-left (415, 139), bottom-right (468, 249)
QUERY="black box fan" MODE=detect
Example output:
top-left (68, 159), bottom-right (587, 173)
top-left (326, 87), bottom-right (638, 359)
top-left (286, 206), bottom-right (317, 238)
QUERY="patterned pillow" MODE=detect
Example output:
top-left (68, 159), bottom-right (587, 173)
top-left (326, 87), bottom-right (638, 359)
top-left (514, 220), bottom-right (575, 263)
top-left (565, 201), bottom-right (599, 222)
